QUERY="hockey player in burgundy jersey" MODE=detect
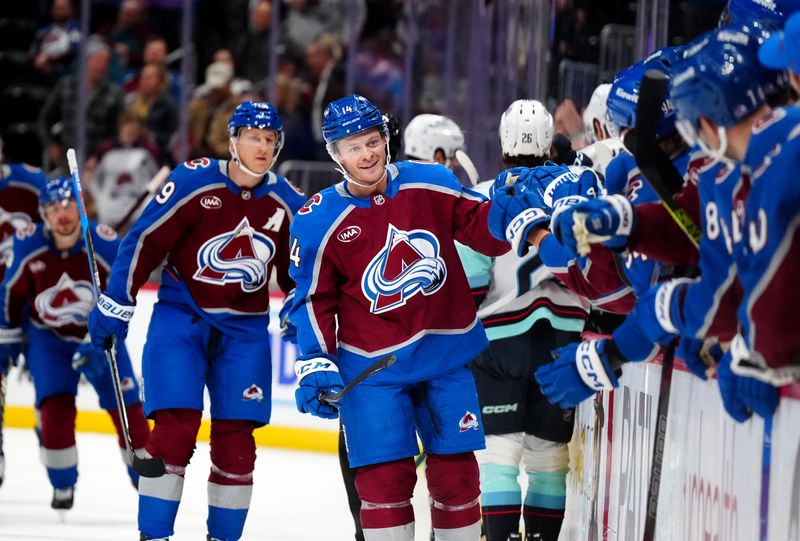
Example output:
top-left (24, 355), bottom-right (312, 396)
top-left (288, 94), bottom-right (509, 541)
top-left (87, 101), bottom-right (306, 541)
top-left (0, 142), bottom-right (47, 487)
top-left (0, 177), bottom-right (149, 510)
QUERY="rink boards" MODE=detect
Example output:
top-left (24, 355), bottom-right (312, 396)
top-left (562, 350), bottom-right (800, 541)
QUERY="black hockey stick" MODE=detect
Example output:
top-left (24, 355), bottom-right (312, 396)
top-left (643, 340), bottom-right (676, 541)
top-left (319, 354), bottom-right (397, 406)
top-left (113, 165), bottom-right (170, 232)
top-left (625, 69), bottom-right (701, 248)
top-left (66, 149), bottom-right (165, 478)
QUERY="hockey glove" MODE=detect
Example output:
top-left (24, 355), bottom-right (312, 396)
top-left (717, 348), bottom-right (778, 423)
top-left (488, 184), bottom-right (550, 256)
top-left (71, 341), bottom-right (110, 383)
top-left (87, 294), bottom-right (134, 351)
top-left (294, 354), bottom-right (344, 419)
top-left (0, 327), bottom-right (22, 375)
top-left (677, 336), bottom-right (722, 381)
top-left (535, 338), bottom-right (621, 409)
top-left (553, 195), bottom-right (634, 257)
top-left (279, 289), bottom-right (298, 344)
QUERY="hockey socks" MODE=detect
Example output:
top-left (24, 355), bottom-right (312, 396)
top-left (479, 463), bottom-right (523, 540)
top-left (522, 469), bottom-right (567, 541)
top-left (139, 467), bottom-right (185, 539)
top-left (39, 394), bottom-right (78, 490)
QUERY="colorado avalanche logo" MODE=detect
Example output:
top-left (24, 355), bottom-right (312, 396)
top-left (194, 217), bottom-right (275, 292)
top-left (34, 273), bottom-right (95, 327)
top-left (459, 411), bottom-right (479, 432)
top-left (361, 224), bottom-right (447, 314)
top-left (0, 208), bottom-right (34, 267)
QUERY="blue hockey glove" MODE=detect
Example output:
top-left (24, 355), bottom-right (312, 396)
top-left (279, 289), bottom-right (298, 344)
top-left (71, 342), bottom-right (110, 382)
top-left (535, 339), bottom-right (621, 409)
top-left (553, 195), bottom-right (634, 256)
top-left (294, 354), bottom-right (344, 419)
top-left (489, 167), bottom-right (542, 199)
top-left (87, 294), bottom-right (134, 351)
top-left (488, 183), bottom-right (550, 256)
top-left (677, 336), bottom-right (722, 381)
top-left (0, 327), bottom-right (22, 375)
top-left (717, 349), bottom-right (779, 423)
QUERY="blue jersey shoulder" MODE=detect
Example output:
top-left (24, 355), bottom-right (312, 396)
top-left (2, 163), bottom-right (47, 191)
top-left (747, 106), bottom-right (800, 171)
top-left (290, 183), bottom-right (352, 242)
top-left (268, 172), bottom-right (308, 214)
top-left (392, 160), bottom-right (463, 192)
top-left (604, 151), bottom-right (635, 195)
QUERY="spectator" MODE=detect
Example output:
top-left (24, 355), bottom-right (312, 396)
top-left (208, 48), bottom-right (253, 96)
top-left (125, 63), bottom-right (177, 149)
top-left (29, 0), bottom-right (81, 80)
top-left (38, 37), bottom-right (124, 163)
top-left (236, 1), bottom-right (280, 84)
top-left (187, 61), bottom-right (233, 158)
top-left (108, 0), bottom-right (151, 72)
top-left (283, 0), bottom-right (364, 62)
top-left (124, 36), bottom-right (182, 103)
top-left (301, 33), bottom-right (346, 145)
top-left (87, 113), bottom-right (162, 234)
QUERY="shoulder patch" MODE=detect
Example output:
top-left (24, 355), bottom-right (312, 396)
top-left (95, 223), bottom-right (118, 241)
top-left (298, 193), bottom-right (323, 215)
top-left (15, 223), bottom-right (37, 240)
top-left (183, 157), bottom-right (213, 170)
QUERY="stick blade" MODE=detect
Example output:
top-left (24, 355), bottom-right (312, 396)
top-left (133, 454), bottom-right (166, 478)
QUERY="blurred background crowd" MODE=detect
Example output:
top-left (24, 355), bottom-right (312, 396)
top-left (1, 0), bottom-right (726, 193)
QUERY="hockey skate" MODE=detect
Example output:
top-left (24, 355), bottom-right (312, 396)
top-left (139, 534), bottom-right (170, 541)
top-left (51, 486), bottom-right (74, 510)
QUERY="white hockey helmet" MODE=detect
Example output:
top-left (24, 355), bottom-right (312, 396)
top-left (582, 84), bottom-right (619, 144)
top-left (403, 114), bottom-right (465, 162)
top-left (499, 99), bottom-right (553, 158)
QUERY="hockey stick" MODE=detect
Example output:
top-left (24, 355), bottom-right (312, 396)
top-left (66, 149), bottom-right (165, 478)
top-left (0, 369), bottom-right (7, 487)
top-left (455, 149), bottom-right (480, 186)
top-left (625, 70), bottom-right (701, 248)
top-left (113, 165), bottom-right (170, 232)
top-left (319, 354), bottom-right (397, 406)
top-left (642, 340), bottom-right (676, 541)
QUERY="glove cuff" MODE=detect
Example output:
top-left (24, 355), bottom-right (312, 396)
top-left (604, 194), bottom-right (634, 236)
top-left (654, 278), bottom-right (692, 335)
top-left (0, 327), bottom-right (22, 344)
top-left (97, 294), bottom-right (135, 322)
top-left (576, 339), bottom-right (618, 391)
top-left (729, 334), bottom-right (800, 385)
top-left (505, 207), bottom-right (549, 256)
top-left (295, 354), bottom-right (339, 379)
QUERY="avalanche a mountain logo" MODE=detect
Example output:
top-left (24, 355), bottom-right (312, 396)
top-left (34, 273), bottom-right (95, 327)
top-left (194, 217), bottom-right (276, 292)
top-left (361, 224), bottom-right (447, 314)
top-left (0, 208), bottom-right (34, 267)
top-left (459, 411), bottom-right (479, 432)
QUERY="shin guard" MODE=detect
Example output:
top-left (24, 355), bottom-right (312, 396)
top-left (426, 452), bottom-right (481, 539)
top-left (356, 458), bottom-right (416, 540)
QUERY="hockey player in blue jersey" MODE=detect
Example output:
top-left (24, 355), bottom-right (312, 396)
top-left (458, 100), bottom-right (590, 541)
top-left (0, 177), bottom-right (150, 510)
top-left (86, 101), bottom-right (306, 541)
top-left (288, 94), bottom-right (509, 541)
top-left (533, 24), bottom-right (791, 420)
top-left (0, 137), bottom-right (47, 487)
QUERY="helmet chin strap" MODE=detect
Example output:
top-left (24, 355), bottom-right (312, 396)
top-left (229, 138), bottom-right (272, 179)
top-left (699, 125), bottom-right (730, 166)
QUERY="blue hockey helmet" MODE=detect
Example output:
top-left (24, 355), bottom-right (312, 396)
top-left (321, 94), bottom-right (386, 145)
top-left (39, 176), bottom-right (75, 207)
top-left (670, 24), bottom-right (787, 158)
top-left (228, 100), bottom-right (283, 136)
top-left (607, 51), bottom-right (678, 140)
top-left (719, 0), bottom-right (785, 27)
